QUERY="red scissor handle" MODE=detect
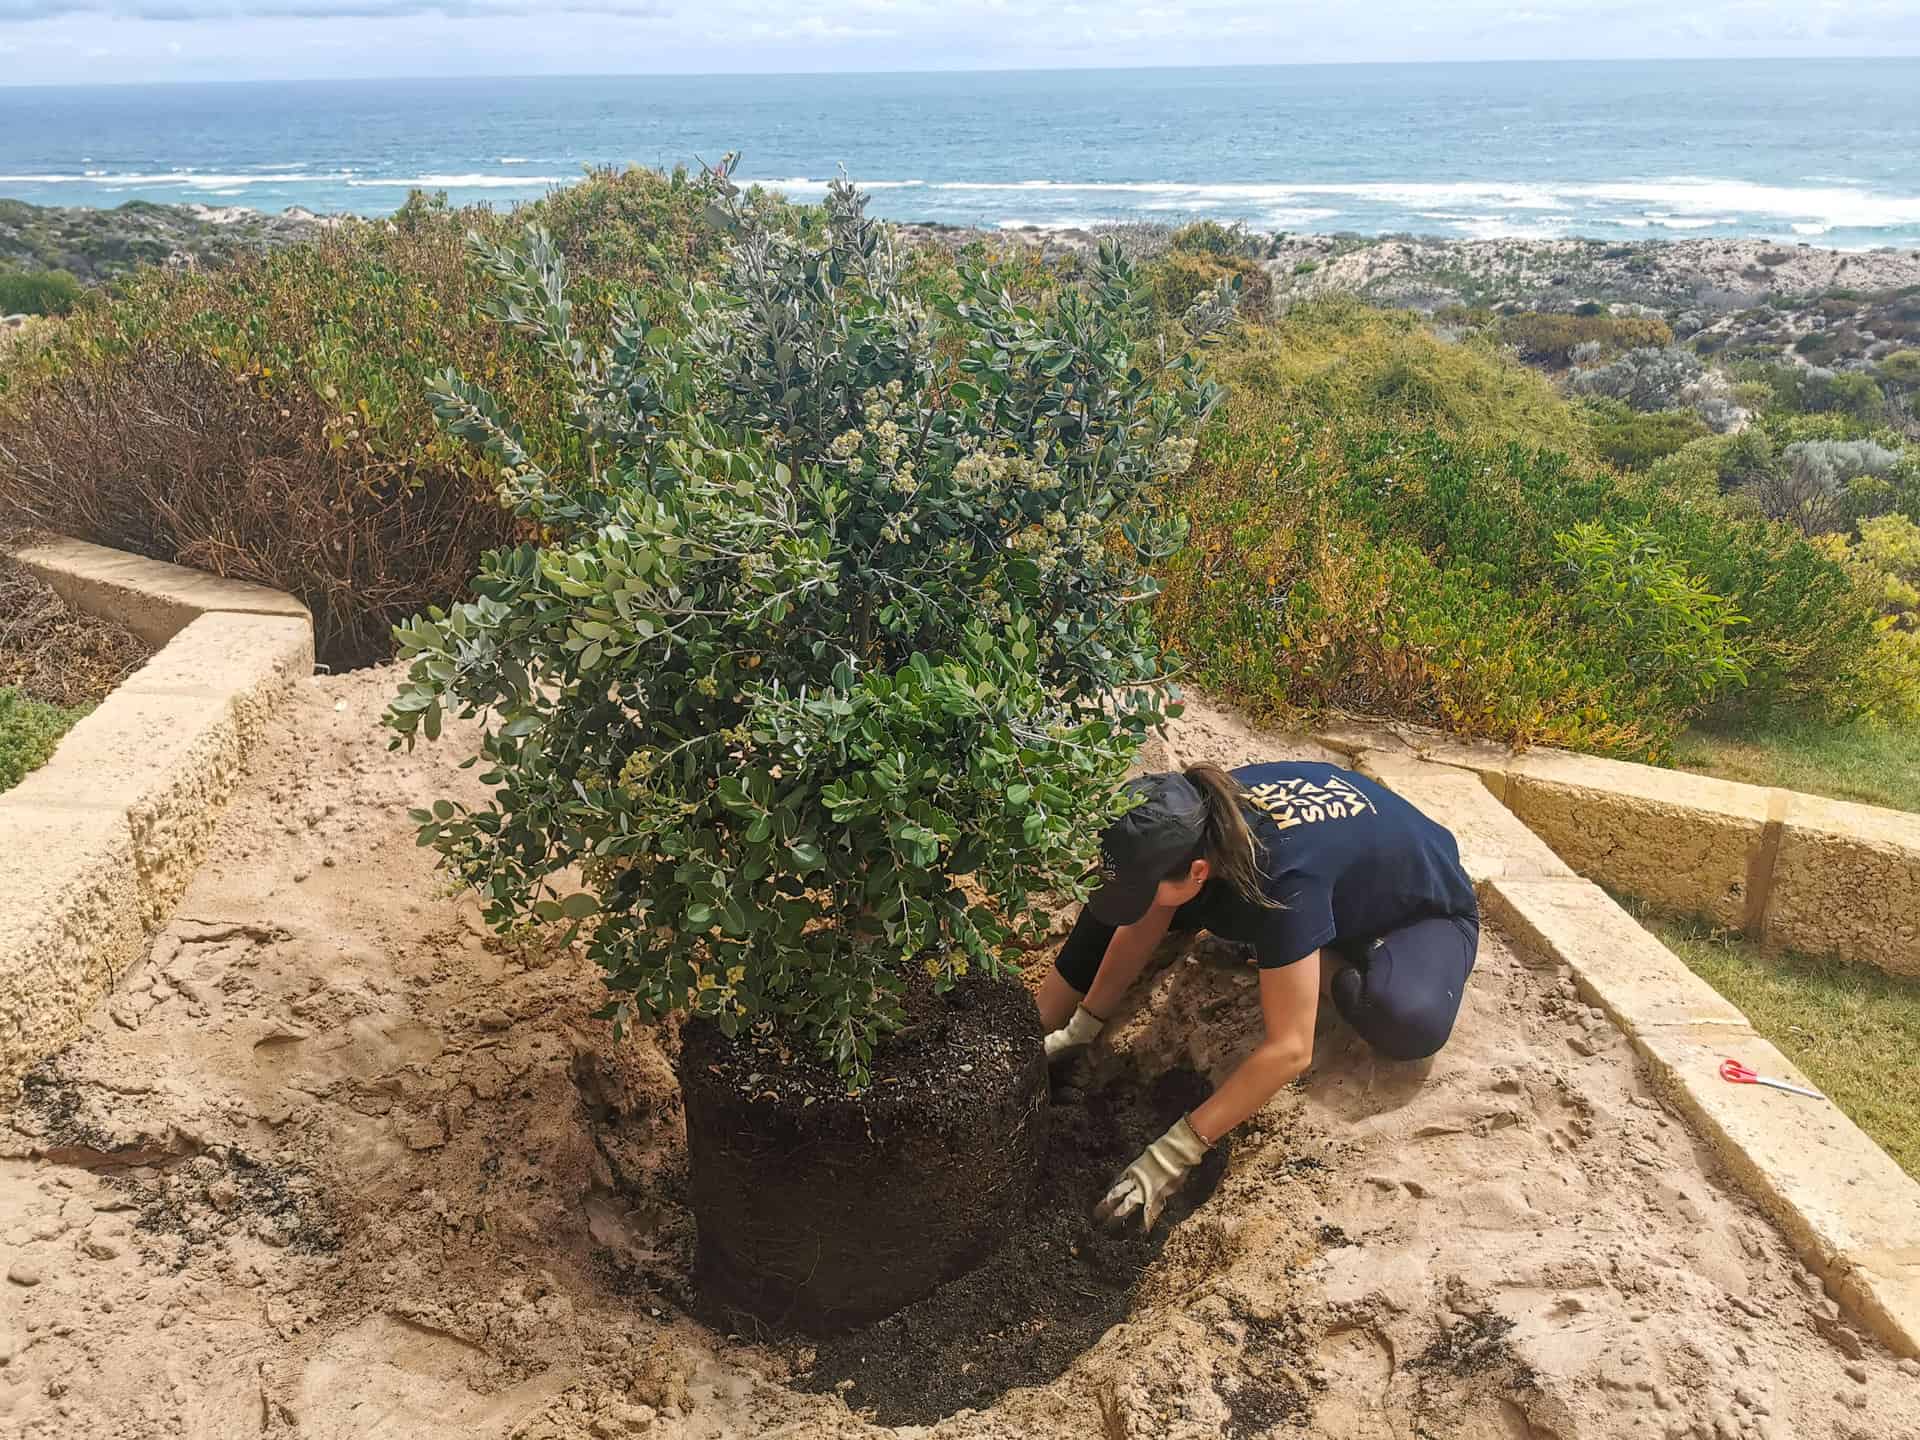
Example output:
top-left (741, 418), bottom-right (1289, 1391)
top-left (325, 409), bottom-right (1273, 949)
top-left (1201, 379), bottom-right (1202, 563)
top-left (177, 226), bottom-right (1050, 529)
top-left (1719, 1058), bottom-right (1758, 1083)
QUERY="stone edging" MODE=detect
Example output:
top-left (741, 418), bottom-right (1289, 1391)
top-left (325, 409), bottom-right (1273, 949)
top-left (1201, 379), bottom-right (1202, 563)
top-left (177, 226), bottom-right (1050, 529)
top-left (0, 538), bottom-right (313, 1093)
top-left (1314, 722), bottom-right (1920, 980)
top-left (1343, 743), bottom-right (1920, 1359)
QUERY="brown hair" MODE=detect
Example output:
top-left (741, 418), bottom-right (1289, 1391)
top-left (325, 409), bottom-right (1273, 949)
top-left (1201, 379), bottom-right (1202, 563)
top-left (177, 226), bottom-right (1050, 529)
top-left (1163, 763), bottom-right (1280, 909)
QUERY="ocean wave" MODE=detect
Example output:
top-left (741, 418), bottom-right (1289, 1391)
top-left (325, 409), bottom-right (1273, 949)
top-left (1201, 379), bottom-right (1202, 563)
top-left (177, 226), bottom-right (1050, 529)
top-left (741, 175), bottom-right (1920, 231)
top-left (497, 156), bottom-right (533, 164)
top-left (995, 217), bottom-right (1098, 231)
top-left (0, 168), bottom-right (559, 190)
top-left (343, 173), bottom-right (563, 188)
top-left (0, 170), bottom-right (344, 186)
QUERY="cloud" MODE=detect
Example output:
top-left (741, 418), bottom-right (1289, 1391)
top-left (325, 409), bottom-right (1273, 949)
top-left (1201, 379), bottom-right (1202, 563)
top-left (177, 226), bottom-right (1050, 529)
top-left (0, 0), bottom-right (668, 16)
top-left (746, 14), bottom-right (898, 41)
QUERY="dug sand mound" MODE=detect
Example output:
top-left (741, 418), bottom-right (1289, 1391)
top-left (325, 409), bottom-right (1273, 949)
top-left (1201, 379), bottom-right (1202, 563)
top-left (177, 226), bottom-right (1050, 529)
top-left (0, 670), bottom-right (1914, 1438)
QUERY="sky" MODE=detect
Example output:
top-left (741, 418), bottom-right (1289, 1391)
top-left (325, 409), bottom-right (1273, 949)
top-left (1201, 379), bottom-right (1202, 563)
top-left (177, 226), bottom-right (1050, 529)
top-left (1, 0), bottom-right (1917, 85)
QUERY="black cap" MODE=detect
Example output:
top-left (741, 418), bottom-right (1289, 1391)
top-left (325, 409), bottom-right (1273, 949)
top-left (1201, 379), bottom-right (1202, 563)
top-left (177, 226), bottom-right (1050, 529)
top-left (1087, 773), bottom-right (1209, 927)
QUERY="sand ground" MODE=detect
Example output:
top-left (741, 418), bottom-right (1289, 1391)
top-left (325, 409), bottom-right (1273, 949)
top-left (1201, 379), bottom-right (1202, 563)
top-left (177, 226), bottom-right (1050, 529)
top-left (2, 670), bottom-right (1916, 1439)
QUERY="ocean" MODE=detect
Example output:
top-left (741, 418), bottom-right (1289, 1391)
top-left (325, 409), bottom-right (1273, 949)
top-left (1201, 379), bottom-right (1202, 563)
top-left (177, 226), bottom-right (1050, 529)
top-left (4, 60), bottom-right (1920, 247)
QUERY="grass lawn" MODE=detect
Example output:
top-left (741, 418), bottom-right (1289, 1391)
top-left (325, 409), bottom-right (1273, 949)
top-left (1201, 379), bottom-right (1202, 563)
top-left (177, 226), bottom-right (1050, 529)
top-left (1632, 905), bottom-right (1920, 1180)
top-left (0, 685), bottom-right (87, 794)
top-left (1668, 714), bottom-right (1920, 815)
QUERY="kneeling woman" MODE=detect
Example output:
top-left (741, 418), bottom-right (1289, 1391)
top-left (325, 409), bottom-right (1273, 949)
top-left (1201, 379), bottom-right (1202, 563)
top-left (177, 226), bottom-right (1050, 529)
top-left (1039, 761), bottom-right (1479, 1231)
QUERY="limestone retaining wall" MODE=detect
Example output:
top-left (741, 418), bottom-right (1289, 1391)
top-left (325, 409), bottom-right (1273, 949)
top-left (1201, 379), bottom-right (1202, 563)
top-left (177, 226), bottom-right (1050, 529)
top-left (0, 539), bottom-right (312, 1091)
top-left (1318, 722), bottom-right (1920, 979)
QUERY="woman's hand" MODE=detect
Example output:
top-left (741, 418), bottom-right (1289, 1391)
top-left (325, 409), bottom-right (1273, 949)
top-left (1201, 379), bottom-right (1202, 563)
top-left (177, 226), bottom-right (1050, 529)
top-left (1042, 1005), bottom-right (1106, 1081)
top-left (1094, 1114), bottom-right (1209, 1230)
top-left (1096, 954), bottom-right (1321, 1233)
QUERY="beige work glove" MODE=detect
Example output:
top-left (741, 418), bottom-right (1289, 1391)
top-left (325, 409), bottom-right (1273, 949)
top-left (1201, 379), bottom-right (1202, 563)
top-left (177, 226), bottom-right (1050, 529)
top-left (1042, 1005), bottom-right (1105, 1078)
top-left (1095, 1114), bottom-right (1210, 1232)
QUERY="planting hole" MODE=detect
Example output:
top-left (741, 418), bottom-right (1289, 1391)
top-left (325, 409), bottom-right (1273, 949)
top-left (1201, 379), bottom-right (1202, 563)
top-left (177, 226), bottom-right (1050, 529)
top-left (785, 1064), bottom-right (1231, 1425)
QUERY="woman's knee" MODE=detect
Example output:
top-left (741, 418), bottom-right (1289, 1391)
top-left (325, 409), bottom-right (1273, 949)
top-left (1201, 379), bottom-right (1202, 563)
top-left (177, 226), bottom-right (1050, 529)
top-left (1331, 918), bottom-right (1473, 1061)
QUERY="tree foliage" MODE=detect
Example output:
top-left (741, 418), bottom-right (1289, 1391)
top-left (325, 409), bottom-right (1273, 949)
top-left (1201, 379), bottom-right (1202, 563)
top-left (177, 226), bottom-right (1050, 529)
top-left (385, 163), bottom-right (1225, 1078)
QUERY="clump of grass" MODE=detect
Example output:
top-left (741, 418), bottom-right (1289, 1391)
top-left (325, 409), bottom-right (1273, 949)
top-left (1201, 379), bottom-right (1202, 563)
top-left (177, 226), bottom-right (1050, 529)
top-left (1633, 905), bottom-right (1920, 1179)
top-left (1669, 715), bottom-right (1920, 814)
top-left (0, 686), bottom-right (86, 792)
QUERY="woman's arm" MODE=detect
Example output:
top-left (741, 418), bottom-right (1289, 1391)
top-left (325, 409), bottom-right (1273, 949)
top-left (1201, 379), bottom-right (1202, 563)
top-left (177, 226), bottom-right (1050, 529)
top-left (1189, 951), bottom-right (1321, 1143)
top-left (1095, 951), bottom-right (1323, 1230)
top-left (1082, 903), bottom-right (1178, 1017)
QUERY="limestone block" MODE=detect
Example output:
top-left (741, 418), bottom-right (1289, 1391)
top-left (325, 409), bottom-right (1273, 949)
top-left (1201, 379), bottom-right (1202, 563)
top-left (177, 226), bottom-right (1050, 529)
top-left (1357, 751), bottom-right (1574, 888)
top-left (120, 613), bottom-right (315, 748)
top-left (1501, 750), bottom-right (1772, 930)
top-left (0, 804), bottom-right (144, 1091)
top-left (1765, 793), bottom-right (1920, 978)
top-left (1634, 1024), bottom-right (1920, 1356)
top-left (1485, 877), bottom-right (1752, 1030)
top-left (7, 688), bottom-right (246, 932)
top-left (12, 536), bottom-right (310, 649)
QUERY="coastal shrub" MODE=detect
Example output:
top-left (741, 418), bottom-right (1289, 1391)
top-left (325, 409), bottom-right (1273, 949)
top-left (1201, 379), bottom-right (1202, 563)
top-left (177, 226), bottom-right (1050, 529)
top-left (1750, 439), bottom-right (1906, 534)
top-left (0, 166), bottom-right (737, 666)
top-left (385, 172), bottom-right (1224, 1077)
top-left (1744, 363), bottom-right (1889, 425)
top-left (1880, 350), bottom-right (1920, 391)
top-left (1588, 401), bottom-right (1712, 471)
top-left (0, 268), bottom-right (81, 318)
top-left (1500, 309), bottom-right (1671, 367)
top-left (1552, 520), bottom-right (1749, 713)
top-left (1169, 220), bottom-right (1267, 260)
top-left (1852, 514), bottom-right (1920, 624)
top-left (1567, 345), bottom-right (1704, 412)
top-left (1145, 248), bottom-right (1272, 322)
top-left (1213, 299), bottom-right (1595, 458)
top-left (1156, 337), bottom-right (1883, 756)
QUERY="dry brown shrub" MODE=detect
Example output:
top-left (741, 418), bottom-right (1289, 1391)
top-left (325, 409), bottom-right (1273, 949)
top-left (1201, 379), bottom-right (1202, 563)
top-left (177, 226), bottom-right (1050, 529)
top-left (0, 349), bottom-right (515, 668)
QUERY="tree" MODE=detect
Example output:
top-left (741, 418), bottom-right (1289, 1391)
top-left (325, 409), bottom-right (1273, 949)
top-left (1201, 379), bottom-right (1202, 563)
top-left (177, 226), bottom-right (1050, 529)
top-left (385, 162), bottom-right (1227, 1078)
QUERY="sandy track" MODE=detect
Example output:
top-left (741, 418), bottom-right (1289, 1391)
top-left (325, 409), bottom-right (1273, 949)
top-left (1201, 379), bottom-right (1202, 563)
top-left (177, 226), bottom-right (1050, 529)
top-left (1, 669), bottom-right (1915, 1439)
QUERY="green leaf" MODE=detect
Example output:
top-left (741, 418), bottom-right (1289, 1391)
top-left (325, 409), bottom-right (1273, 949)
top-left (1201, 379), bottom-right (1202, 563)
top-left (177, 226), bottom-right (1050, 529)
top-left (561, 892), bottom-right (600, 919)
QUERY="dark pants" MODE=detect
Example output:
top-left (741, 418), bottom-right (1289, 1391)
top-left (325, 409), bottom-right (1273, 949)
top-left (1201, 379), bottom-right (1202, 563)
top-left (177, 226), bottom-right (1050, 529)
top-left (1053, 910), bottom-right (1479, 1062)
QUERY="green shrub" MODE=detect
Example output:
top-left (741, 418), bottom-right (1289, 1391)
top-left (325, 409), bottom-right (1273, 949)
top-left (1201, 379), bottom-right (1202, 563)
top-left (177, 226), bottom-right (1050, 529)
top-left (0, 167), bottom-right (738, 667)
top-left (1879, 350), bottom-right (1920, 389)
top-left (0, 268), bottom-right (81, 317)
top-left (1499, 309), bottom-right (1672, 367)
top-left (1553, 519), bottom-right (1749, 712)
top-left (1588, 401), bottom-right (1712, 471)
top-left (1144, 248), bottom-right (1272, 322)
top-left (0, 687), bottom-right (85, 792)
top-left (1213, 300), bottom-right (1596, 458)
top-left (385, 172), bottom-right (1224, 1078)
top-left (1156, 356), bottom-right (1881, 756)
top-left (1168, 220), bottom-right (1264, 259)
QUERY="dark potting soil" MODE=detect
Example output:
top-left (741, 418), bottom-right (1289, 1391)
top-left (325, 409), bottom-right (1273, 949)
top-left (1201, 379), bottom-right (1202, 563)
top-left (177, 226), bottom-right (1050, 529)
top-left (681, 968), bottom-right (1042, 1134)
top-left (792, 1065), bottom-right (1231, 1427)
top-left (679, 972), bottom-right (1049, 1333)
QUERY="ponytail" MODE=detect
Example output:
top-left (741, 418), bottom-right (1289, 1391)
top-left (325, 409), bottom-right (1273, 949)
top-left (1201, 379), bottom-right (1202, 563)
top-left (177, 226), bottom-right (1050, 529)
top-left (1178, 763), bottom-right (1280, 909)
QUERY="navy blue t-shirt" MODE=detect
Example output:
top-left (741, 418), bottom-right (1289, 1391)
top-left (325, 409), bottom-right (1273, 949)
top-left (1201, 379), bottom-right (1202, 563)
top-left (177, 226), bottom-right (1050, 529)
top-left (1172, 762), bottom-right (1477, 968)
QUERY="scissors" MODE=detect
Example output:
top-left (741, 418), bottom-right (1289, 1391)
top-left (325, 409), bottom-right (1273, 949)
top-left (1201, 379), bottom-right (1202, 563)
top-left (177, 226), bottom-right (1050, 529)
top-left (1719, 1057), bottom-right (1823, 1101)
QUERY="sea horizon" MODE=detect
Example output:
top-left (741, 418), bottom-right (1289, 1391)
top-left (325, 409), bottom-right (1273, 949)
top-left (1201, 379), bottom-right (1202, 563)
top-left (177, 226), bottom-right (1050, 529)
top-left (5, 59), bottom-right (1920, 248)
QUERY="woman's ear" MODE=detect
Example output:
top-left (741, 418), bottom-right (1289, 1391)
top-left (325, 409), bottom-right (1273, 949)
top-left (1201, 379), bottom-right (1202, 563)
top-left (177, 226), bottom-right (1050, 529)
top-left (1189, 857), bottom-right (1212, 886)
